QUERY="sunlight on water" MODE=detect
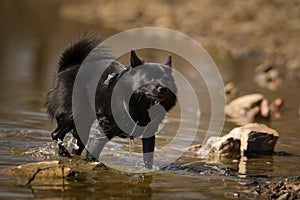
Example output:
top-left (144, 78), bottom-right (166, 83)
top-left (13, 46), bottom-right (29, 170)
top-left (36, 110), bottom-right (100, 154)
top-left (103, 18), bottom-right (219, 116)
top-left (102, 152), bottom-right (161, 173)
top-left (22, 142), bottom-right (59, 160)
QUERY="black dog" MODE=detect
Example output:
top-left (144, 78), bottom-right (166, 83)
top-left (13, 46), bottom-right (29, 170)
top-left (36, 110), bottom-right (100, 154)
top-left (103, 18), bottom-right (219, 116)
top-left (45, 35), bottom-right (177, 168)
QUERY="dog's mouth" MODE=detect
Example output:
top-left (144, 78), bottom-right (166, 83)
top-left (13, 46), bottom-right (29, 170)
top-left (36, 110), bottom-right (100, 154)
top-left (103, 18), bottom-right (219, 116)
top-left (144, 93), bottom-right (168, 105)
top-left (137, 85), bottom-right (171, 105)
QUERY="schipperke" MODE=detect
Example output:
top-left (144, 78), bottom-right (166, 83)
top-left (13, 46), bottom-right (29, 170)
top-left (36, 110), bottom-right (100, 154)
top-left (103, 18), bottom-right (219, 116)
top-left (45, 35), bottom-right (177, 168)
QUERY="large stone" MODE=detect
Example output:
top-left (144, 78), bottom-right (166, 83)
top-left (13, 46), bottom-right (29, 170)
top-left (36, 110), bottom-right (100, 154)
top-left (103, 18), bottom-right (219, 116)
top-left (0, 160), bottom-right (108, 185)
top-left (197, 123), bottom-right (279, 158)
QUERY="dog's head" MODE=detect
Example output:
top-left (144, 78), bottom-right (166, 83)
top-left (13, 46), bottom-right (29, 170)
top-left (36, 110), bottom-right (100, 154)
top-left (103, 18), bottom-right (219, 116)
top-left (127, 50), bottom-right (177, 126)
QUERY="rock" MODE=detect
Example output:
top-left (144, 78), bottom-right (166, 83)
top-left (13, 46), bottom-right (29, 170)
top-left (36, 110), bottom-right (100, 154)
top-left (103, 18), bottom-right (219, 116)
top-left (256, 176), bottom-right (300, 199)
top-left (194, 137), bottom-right (219, 158)
top-left (254, 63), bottom-right (283, 90)
top-left (0, 160), bottom-right (108, 185)
top-left (185, 144), bottom-right (202, 151)
top-left (196, 123), bottom-right (279, 158)
top-left (225, 94), bottom-right (284, 124)
top-left (0, 161), bottom-right (65, 179)
top-left (270, 98), bottom-right (284, 119)
top-left (237, 176), bottom-right (300, 199)
top-left (260, 98), bottom-right (270, 118)
top-left (225, 93), bottom-right (264, 119)
top-left (224, 82), bottom-right (239, 102)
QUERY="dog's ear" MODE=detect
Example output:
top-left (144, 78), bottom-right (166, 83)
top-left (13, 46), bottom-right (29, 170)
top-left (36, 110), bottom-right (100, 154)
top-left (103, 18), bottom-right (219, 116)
top-left (130, 50), bottom-right (144, 68)
top-left (165, 55), bottom-right (172, 68)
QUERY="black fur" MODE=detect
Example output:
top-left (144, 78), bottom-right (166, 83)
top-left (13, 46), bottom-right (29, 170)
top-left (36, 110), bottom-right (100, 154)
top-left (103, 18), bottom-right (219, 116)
top-left (45, 35), bottom-right (177, 168)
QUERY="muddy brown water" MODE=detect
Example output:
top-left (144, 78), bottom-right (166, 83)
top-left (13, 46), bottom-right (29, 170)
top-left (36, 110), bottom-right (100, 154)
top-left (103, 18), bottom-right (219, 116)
top-left (0, 1), bottom-right (300, 199)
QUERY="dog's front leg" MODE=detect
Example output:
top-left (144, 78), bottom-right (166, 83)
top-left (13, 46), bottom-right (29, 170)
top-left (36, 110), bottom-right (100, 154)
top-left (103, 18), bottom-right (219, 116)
top-left (142, 135), bottom-right (155, 169)
top-left (85, 130), bottom-right (110, 162)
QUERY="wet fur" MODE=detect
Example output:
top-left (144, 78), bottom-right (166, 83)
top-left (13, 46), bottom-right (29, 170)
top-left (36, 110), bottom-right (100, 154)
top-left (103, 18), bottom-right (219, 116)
top-left (45, 35), bottom-right (177, 165)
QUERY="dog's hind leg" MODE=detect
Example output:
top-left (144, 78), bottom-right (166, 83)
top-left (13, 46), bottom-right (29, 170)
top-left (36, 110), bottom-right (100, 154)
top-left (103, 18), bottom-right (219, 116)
top-left (51, 115), bottom-right (75, 157)
top-left (71, 129), bottom-right (85, 155)
top-left (51, 115), bottom-right (74, 141)
top-left (58, 142), bottom-right (72, 158)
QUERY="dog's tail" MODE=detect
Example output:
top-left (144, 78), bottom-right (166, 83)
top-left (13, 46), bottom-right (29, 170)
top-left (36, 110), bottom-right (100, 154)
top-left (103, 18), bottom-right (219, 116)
top-left (58, 34), bottom-right (100, 73)
top-left (45, 34), bottom-right (100, 120)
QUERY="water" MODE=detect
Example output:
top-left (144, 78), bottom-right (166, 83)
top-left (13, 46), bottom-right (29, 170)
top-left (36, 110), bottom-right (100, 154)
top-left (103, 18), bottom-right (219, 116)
top-left (1, 1), bottom-right (300, 199)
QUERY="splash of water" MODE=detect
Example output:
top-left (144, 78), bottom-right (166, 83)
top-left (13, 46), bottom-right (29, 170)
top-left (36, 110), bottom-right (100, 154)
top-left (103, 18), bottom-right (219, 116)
top-left (22, 141), bottom-right (59, 160)
top-left (61, 137), bottom-right (79, 151)
top-left (22, 136), bottom-right (81, 160)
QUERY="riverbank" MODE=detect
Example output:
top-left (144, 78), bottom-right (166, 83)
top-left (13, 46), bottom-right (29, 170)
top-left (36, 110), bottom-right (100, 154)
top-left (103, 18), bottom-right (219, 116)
top-left (59, 0), bottom-right (300, 81)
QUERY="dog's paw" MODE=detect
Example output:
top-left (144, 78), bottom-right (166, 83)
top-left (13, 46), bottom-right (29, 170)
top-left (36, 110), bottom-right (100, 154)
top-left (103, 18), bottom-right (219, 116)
top-left (84, 152), bottom-right (99, 162)
top-left (58, 143), bottom-right (72, 158)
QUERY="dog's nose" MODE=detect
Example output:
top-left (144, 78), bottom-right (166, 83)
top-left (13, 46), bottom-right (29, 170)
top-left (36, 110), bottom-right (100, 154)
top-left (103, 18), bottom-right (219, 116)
top-left (157, 86), bottom-right (167, 93)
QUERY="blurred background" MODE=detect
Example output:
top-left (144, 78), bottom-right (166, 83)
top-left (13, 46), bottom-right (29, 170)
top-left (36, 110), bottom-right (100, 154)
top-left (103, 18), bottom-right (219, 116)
top-left (1, 0), bottom-right (299, 109)
top-left (1, 0), bottom-right (299, 112)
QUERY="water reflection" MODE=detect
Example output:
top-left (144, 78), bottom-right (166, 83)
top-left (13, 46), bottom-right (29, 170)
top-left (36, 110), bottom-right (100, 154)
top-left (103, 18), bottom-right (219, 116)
top-left (237, 156), bottom-right (274, 178)
top-left (26, 174), bottom-right (153, 199)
